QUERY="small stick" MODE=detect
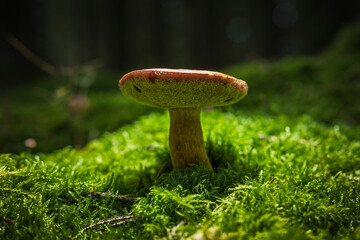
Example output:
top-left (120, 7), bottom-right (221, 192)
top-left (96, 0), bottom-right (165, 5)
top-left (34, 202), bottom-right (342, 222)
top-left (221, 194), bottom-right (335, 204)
top-left (1, 217), bottom-right (14, 225)
top-left (6, 34), bottom-right (103, 77)
top-left (269, 177), bottom-right (278, 184)
top-left (81, 215), bottom-right (133, 233)
top-left (6, 34), bottom-right (57, 75)
top-left (97, 218), bottom-right (134, 232)
top-left (87, 191), bottom-right (136, 202)
top-left (156, 161), bottom-right (168, 179)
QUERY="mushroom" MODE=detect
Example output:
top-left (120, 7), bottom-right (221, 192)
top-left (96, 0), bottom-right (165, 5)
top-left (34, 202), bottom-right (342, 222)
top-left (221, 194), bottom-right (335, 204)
top-left (119, 68), bottom-right (248, 170)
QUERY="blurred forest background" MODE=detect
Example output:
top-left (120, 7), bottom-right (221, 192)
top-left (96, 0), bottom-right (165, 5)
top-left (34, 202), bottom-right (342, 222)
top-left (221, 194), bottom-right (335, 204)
top-left (2, 0), bottom-right (360, 87)
top-left (1, 0), bottom-right (360, 153)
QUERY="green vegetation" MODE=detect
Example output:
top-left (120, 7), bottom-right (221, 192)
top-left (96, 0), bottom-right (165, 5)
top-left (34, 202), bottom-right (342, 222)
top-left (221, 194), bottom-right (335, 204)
top-left (1, 23), bottom-right (360, 239)
top-left (1, 111), bottom-right (360, 239)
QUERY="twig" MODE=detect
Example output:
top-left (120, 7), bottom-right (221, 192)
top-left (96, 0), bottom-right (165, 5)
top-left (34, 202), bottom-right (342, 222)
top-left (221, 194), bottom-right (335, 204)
top-left (269, 176), bottom-right (278, 184)
top-left (97, 218), bottom-right (134, 232)
top-left (170, 220), bottom-right (185, 236)
top-left (156, 161), bottom-right (169, 179)
top-left (6, 34), bottom-right (57, 75)
top-left (87, 191), bottom-right (136, 202)
top-left (6, 34), bottom-right (103, 77)
top-left (81, 215), bottom-right (133, 233)
top-left (1, 217), bottom-right (14, 225)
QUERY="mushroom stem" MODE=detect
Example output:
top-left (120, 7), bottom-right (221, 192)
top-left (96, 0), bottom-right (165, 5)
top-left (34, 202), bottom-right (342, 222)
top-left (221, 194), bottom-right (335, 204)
top-left (169, 107), bottom-right (212, 170)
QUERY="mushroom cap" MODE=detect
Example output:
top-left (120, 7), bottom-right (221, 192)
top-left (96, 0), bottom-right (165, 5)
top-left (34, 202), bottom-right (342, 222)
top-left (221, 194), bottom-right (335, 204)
top-left (119, 68), bottom-right (248, 109)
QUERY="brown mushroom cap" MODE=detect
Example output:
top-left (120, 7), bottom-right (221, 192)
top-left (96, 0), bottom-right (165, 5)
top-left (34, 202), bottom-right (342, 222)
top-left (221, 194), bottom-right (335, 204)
top-left (119, 68), bottom-right (248, 109)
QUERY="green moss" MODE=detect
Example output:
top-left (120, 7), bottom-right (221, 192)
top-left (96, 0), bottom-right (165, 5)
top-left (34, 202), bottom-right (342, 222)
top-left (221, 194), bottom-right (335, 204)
top-left (1, 110), bottom-right (359, 239)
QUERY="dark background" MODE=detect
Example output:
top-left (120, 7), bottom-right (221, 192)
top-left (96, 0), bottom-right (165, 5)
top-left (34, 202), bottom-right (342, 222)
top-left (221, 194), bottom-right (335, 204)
top-left (2, 0), bottom-right (360, 88)
top-left (1, 0), bottom-right (360, 154)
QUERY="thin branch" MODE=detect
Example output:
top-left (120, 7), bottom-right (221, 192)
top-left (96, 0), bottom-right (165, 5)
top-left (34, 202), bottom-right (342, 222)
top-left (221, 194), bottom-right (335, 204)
top-left (1, 217), bottom-right (14, 225)
top-left (6, 34), bottom-right (103, 77)
top-left (97, 218), bottom-right (134, 232)
top-left (6, 34), bottom-right (57, 75)
top-left (81, 215), bottom-right (133, 233)
top-left (87, 191), bottom-right (136, 202)
top-left (156, 161), bottom-right (168, 179)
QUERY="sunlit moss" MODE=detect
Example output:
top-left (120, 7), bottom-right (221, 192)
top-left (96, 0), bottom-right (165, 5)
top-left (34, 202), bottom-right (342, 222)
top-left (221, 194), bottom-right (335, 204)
top-left (1, 110), bottom-right (359, 239)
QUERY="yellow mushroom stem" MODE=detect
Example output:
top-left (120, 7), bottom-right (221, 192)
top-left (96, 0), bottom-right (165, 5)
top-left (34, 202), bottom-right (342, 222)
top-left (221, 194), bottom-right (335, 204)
top-left (169, 107), bottom-right (212, 170)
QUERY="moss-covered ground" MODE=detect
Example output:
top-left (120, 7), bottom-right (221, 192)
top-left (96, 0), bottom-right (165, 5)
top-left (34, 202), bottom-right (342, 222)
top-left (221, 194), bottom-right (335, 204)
top-left (1, 23), bottom-right (360, 239)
